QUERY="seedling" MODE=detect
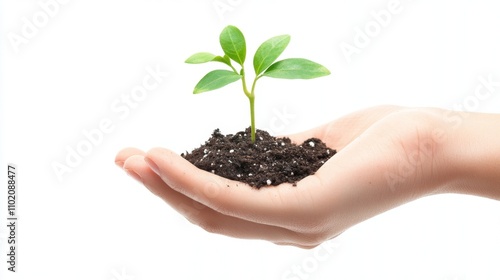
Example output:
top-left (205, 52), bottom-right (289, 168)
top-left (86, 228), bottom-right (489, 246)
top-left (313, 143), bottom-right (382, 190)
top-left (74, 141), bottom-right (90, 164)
top-left (185, 25), bottom-right (330, 143)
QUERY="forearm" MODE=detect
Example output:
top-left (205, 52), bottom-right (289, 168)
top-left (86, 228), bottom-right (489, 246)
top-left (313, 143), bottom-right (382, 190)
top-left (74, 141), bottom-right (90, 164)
top-left (440, 111), bottom-right (500, 200)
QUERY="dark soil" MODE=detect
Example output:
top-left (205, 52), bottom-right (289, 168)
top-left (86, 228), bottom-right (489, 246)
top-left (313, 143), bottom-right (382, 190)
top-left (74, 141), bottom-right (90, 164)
top-left (181, 127), bottom-right (336, 188)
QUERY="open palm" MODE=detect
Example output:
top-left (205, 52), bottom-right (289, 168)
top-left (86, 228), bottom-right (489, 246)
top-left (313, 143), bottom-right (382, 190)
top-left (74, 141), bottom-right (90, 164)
top-left (116, 106), bottom-right (447, 248)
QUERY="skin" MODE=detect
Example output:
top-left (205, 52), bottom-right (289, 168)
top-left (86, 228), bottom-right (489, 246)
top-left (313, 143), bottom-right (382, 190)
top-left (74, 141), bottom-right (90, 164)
top-left (115, 106), bottom-right (500, 249)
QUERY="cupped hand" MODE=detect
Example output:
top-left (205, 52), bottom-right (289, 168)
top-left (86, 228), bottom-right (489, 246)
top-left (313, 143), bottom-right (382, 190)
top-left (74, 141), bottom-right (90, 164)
top-left (115, 106), bottom-right (449, 248)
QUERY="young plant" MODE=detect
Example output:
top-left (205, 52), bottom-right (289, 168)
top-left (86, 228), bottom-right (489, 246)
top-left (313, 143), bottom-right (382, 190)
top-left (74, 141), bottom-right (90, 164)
top-left (185, 25), bottom-right (330, 143)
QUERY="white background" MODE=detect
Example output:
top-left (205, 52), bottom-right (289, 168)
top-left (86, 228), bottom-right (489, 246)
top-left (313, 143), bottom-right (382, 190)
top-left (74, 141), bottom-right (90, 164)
top-left (1, 0), bottom-right (500, 279)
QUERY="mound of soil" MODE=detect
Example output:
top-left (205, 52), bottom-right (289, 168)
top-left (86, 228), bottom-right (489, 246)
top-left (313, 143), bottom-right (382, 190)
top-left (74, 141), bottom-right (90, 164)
top-left (181, 127), bottom-right (336, 188)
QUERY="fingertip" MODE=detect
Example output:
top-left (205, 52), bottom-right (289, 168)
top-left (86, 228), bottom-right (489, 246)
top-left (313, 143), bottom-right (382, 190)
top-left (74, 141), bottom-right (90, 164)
top-left (123, 167), bottom-right (143, 184)
top-left (115, 160), bottom-right (125, 168)
top-left (115, 147), bottom-right (146, 168)
top-left (122, 154), bottom-right (146, 171)
top-left (144, 156), bottom-right (160, 175)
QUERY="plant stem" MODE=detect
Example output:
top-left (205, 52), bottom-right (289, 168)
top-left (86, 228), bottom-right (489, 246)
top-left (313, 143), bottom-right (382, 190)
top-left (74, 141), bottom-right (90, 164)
top-left (228, 64), bottom-right (238, 74)
top-left (240, 68), bottom-right (257, 143)
top-left (251, 75), bottom-right (260, 96)
top-left (248, 76), bottom-right (261, 143)
top-left (249, 96), bottom-right (256, 142)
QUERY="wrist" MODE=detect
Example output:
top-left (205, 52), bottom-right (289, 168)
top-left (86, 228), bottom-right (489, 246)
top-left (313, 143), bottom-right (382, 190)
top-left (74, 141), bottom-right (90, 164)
top-left (436, 110), bottom-right (500, 199)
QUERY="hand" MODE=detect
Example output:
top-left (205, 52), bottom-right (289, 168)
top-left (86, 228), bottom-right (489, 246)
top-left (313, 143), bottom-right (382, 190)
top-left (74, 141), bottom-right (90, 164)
top-left (115, 105), bottom-right (499, 248)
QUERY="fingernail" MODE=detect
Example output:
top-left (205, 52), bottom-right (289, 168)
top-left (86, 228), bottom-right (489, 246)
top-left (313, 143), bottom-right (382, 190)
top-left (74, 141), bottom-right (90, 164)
top-left (124, 168), bottom-right (143, 183)
top-left (144, 157), bottom-right (160, 175)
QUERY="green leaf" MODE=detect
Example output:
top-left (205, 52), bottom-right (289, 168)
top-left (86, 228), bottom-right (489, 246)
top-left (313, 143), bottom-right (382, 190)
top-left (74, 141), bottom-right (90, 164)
top-left (185, 52), bottom-right (218, 64)
top-left (253, 35), bottom-right (290, 75)
top-left (212, 55), bottom-right (232, 66)
top-left (185, 53), bottom-right (233, 69)
top-left (193, 70), bottom-right (241, 94)
top-left (219, 25), bottom-right (246, 66)
top-left (263, 58), bottom-right (331, 79)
